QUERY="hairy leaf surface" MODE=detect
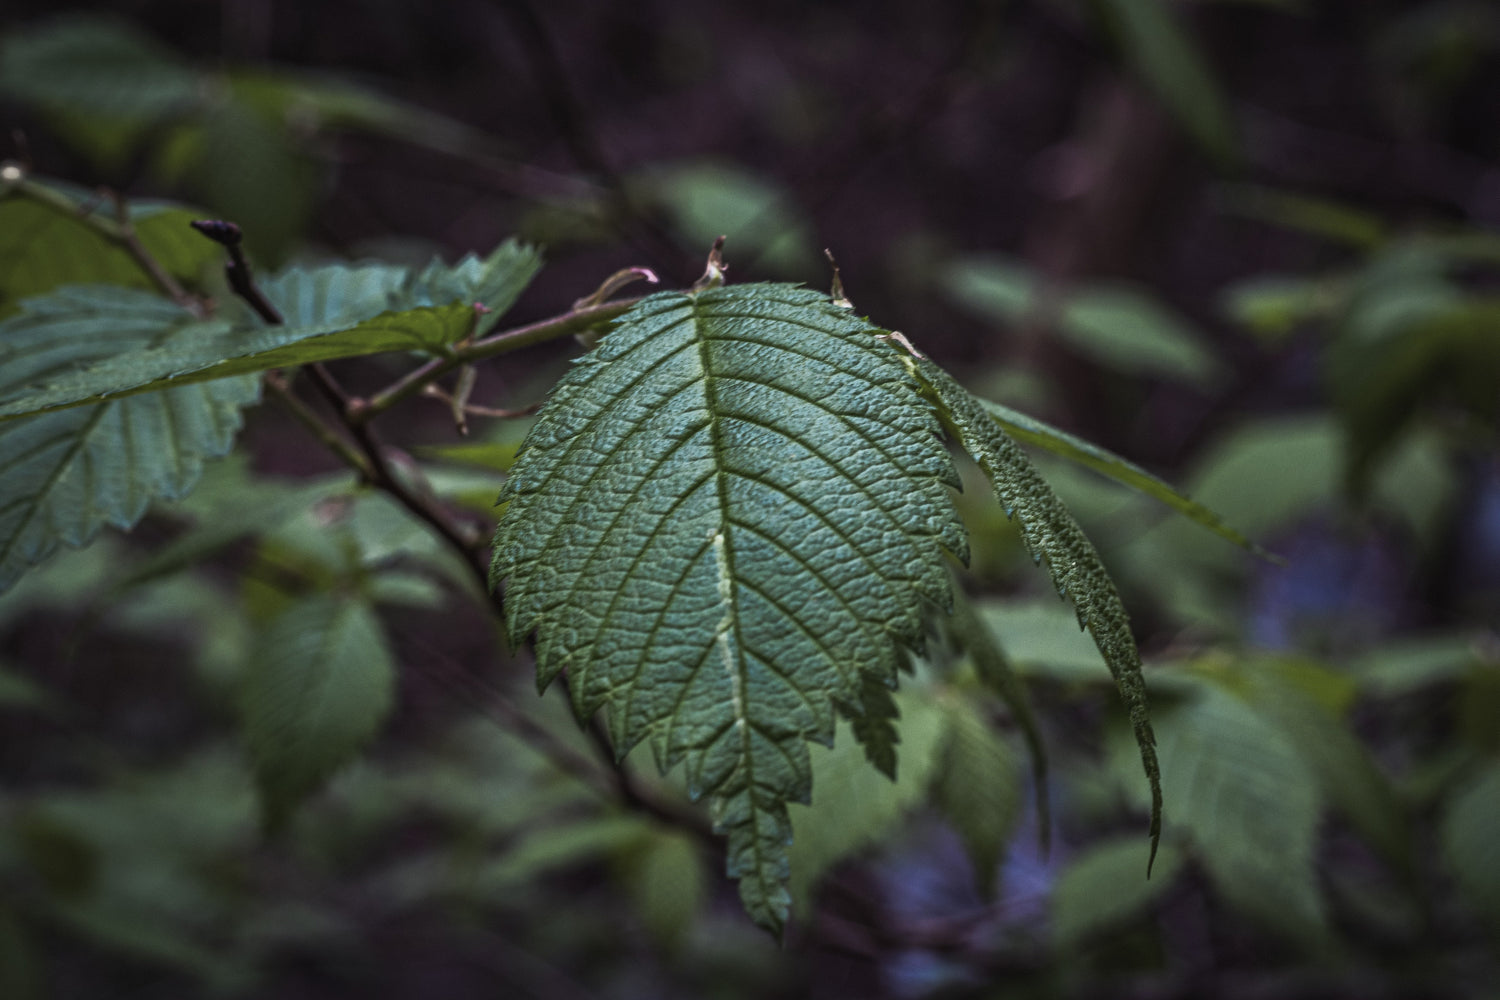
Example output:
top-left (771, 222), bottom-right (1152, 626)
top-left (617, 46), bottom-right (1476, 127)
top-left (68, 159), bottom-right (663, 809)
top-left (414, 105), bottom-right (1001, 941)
top-left (0, 243), bottom-right (541, 421)
top-left (0, 287), bottom-right (259, 593)
top-left (913, 358), bottom-right (1162, 864)
top-left (978, 397), bottom-right (1271, 558)
top-left (492, 284), bottom-right (967, 933)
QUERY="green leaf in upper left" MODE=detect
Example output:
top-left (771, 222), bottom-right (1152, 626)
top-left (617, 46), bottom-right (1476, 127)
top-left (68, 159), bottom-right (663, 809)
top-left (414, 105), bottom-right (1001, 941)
top-left (0, 287), bottom-right (260, 593)
top-left (0, 241), bottom-right (541, 422)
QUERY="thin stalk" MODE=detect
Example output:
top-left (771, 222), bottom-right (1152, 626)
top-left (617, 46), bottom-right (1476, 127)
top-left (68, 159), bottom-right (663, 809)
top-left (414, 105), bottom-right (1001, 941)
top-left (361, 296), bottom-right (641, 419)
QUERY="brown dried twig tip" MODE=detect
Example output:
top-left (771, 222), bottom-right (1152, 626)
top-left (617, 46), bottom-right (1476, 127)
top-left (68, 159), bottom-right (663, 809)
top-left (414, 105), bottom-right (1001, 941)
top-left (825, 248), bottom-right (853, 310)
top-left (190, 219), bottom-right (282, 325)
top-left (690, 235), bottom-right (728, 294)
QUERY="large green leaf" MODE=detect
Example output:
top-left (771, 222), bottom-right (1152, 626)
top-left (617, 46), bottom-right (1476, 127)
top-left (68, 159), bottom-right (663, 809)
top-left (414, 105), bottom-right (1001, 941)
top-left (492, 284), bottom-right (968, 934)
top-left (0, 242), bottom-right (541, 422)
top-left (914, 358), bottom-right (1162, 868)
top-left (240, 594), bottom-right (396, 831)
top-left (0, 287), bottom-right (259, 593)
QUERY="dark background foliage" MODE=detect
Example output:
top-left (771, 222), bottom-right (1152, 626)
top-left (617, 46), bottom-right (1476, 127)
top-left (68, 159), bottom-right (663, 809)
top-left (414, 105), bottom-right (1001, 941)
top-left (2, 0), bottom-right (1499, 997)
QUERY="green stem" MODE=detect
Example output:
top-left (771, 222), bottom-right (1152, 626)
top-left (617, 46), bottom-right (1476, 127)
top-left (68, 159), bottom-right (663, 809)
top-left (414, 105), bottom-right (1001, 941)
top-left (5, 171), bottom-right (203, 316)
top-left (361, 297), bottom-right (641, 419)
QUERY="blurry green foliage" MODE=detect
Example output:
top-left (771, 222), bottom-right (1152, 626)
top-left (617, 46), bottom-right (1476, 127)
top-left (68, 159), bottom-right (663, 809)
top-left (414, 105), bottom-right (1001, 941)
top-left (0, 4), bottom-right (1497, 996)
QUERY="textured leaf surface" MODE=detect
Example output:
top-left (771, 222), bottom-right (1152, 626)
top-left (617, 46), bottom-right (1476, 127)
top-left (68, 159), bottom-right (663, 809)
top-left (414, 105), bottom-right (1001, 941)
top-left (241, 594), bottom-right (396, 831)
top-left (492, 284), bottom-right (967, 933)
top-left (0, 287), bottom-right (259, 593)
top-left (914, 358), bottom-right (1162, 866)
top-left (0, 243), bottom-right (541, 421)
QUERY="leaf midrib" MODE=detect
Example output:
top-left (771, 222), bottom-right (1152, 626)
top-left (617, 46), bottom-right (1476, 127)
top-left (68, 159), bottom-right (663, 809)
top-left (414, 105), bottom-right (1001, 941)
top-left (691, 296), bottom-right (770, 898)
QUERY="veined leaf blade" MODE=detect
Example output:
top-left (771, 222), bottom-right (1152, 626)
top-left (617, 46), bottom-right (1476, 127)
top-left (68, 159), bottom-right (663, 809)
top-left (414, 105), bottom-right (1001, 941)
top-left (914, 358), bottom-right (1162, 866)
top-left (492, 284), bottom-right (967, 934)
top-left (0, 287), bottom-right (259, 593)
top-left (0, 243), bottom-right (541, 422)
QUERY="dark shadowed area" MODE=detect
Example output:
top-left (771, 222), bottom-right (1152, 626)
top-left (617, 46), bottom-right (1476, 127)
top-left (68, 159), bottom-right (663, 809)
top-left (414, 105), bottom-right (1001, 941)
top-left (1, 0), bottom-right (1498, 997)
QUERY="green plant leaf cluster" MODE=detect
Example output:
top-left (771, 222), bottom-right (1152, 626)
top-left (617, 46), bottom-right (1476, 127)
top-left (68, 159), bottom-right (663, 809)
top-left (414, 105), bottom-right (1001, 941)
top-left (493, 283), bottom-right (1166, 933)
top-left (492, 284), bottom-right (970, 934)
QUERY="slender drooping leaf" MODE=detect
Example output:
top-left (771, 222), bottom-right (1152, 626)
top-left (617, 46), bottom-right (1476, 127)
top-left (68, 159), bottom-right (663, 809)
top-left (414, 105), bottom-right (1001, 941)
top-left (493, 284), bottom-right (968, 934)
top-left (914, 358), bottom-right (1162, 866)
top-left (979, 398), bottom-right (1272, 559)
top-left (241, 594), bottom-right (396, 831)
top-left (0, 287), bottom-right (259, 593)
top-left (0, 243), bottom-right (542, 422)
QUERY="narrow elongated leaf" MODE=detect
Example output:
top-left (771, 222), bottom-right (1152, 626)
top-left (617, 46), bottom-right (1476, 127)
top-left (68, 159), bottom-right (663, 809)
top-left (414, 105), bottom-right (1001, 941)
top-left (493, 284), bottom-right (967, 934)
top-left (241, 594), bottom-right (396, 831)
top-left (914, 358), bottom-right (1162, 866)
top-left (0, 243), bottom-right (542, 421)
top-left (978, 398), bottom-right (1272, 558)
top-left (0, 287), bottom-right (259, 593)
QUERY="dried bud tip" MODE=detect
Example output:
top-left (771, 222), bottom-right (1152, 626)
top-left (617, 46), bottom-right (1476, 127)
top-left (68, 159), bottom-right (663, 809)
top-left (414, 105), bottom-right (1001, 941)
top-left (691, 236), bottom-right (728, 294)
top-left (825, 248), bottom-right (853, 310)
top-left (190, 219), bottom-right (244, 246)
